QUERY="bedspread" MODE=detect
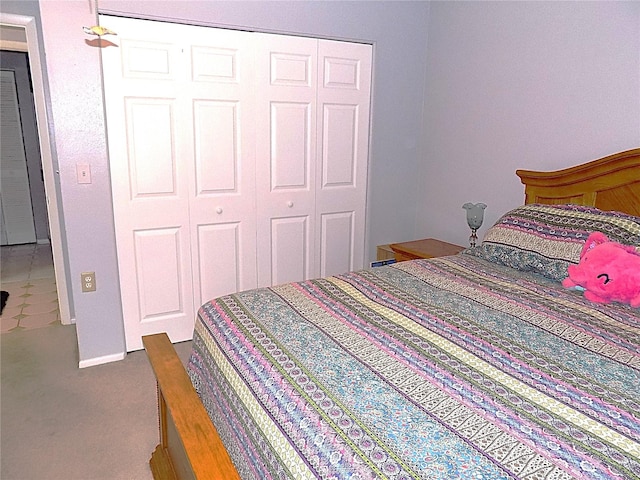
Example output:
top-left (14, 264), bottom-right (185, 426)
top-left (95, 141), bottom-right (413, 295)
top-left (187, 254), bottom-right (639, 480)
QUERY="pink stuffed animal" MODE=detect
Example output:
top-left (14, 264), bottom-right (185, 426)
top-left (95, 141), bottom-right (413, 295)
top-left (562, 232), bottom-right (640, 307)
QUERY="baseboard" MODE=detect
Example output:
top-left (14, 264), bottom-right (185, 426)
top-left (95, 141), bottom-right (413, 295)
top-left (36, 238), bottom-right (51, 245)
top-left (79, 351), bottom-right (126, 369)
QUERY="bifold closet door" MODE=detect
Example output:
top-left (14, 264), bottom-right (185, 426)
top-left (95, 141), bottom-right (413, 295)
top-left (254, 33), bottom-right (319, 287)
top-left (255, 35), bottom-right (372, 287)
top-left (102, 15), bottom-right (372, 350)
top-left (316, 39), bottom-right (372, 278)
top-left (102, 16), bottom-right (257, 351)
top-left (0, 70), bottom-right (37, 245)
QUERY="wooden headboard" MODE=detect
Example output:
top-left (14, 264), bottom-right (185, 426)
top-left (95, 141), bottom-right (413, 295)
top-left (516, 148), bottom-right (640, 216)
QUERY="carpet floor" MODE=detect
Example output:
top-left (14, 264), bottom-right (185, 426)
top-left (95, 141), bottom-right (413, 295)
top-left (1, 322), bottom-right (192, 479)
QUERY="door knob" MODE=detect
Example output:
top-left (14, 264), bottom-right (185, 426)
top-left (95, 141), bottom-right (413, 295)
top-left (216, 207), bottom-right (223, 214)
top-left (287, 201), bottom-right (293, 208)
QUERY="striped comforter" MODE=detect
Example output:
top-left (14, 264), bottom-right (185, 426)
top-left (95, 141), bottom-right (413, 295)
top-left (187, 253), bottom-right (639, 479)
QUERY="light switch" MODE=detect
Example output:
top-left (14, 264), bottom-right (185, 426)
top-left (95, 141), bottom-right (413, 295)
top-left (77, 164), bottom-right (92, 184)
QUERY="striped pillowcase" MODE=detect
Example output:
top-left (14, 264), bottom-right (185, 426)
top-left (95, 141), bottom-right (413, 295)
top-left (466, 204), bottom-right (640, 281)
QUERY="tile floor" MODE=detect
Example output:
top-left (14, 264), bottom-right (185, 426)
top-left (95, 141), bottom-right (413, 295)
top-left (1, 243), bottom-right (60, 333)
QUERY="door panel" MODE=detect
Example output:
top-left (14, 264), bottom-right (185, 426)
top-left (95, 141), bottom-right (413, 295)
top-left (270, 51), bottom-right (313, 86)
top-left (121, 39), bottom-right (175, 79)
top-left (126, 100), bottom-right (176, 196)
top-left (0, 70), bottom-right (36, 245)
top-left (196, 222), bottom-right (242, 303)
top-left (186, 28), bottom-right (257, 306)
top-left (193, 101), bottom-right (238, 192)
top-left (191, 46), bottom-right (237, 82)
top-left (270, 215), bottom-right (309, 286)
top-left (255, 34), bottom-right (318, 287)
top-left (134, 227), bottom-right (187, 320)
top-left (322, 104), bottom-right (357, 186)
top-left (316, 40), bottom-right (372, 277)
top-left (271, 102), bottom-right (311, 189)
top-left (102, 16), bottom-right (256, 351)
top-left (320, 211), bottom-right (354, 277)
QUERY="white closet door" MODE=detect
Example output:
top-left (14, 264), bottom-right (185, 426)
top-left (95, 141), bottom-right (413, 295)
top-left (0, 69), bottom-right (36, 245)
top-left (102, 15), bottom-right (372, 350)
top-left (316, 40), bottom-right (372, 277)
top-left (255, 37), bottom-right (373, 284)
top-left (102, 16), bottom-right (256, 351)
top-left (183, 27), bottom-right (258, 307)
top-left (255, 33), bottom-right (319, 287)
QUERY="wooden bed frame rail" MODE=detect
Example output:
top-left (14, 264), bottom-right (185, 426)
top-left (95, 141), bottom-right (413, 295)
top-left (143, 333), bottom-right (240, 480)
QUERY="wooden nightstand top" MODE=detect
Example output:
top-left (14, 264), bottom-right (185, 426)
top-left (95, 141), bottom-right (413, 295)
top-left (389, 238), bottom-right (465, 261)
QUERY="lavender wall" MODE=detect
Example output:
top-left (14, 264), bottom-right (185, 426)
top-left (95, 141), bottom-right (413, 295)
top-left (15, 0), bottom-right (640, 365)
top-left (418, 1), bottom-right (640, 246)
top-left (36, 0), bottom-right (431, 364)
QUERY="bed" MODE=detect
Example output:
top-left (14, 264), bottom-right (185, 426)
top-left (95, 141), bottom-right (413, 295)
top-left (144, 148), bottom-right (640, 480)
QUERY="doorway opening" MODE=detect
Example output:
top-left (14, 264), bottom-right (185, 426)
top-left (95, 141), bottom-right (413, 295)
top-left (0, 14), bottom-right (72, 326)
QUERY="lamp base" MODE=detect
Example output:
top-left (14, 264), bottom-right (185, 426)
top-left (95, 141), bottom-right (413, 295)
top-left (469, 228), bottom-right (478, 248)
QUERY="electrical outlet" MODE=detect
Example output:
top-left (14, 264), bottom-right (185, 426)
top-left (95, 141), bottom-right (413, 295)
top-left (81, 272), bottom-right (96, 292)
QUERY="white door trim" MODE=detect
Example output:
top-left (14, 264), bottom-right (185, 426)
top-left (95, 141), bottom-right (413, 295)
top-left (0, 13), bottom-right (73, 325)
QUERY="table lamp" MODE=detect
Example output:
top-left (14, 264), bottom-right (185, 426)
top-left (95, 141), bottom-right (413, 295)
top-left (462, 202), bottom-right (487, 248)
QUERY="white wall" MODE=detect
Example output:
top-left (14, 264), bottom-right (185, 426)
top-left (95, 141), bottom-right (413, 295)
top-left (418, 1), bottom-right (640, 247)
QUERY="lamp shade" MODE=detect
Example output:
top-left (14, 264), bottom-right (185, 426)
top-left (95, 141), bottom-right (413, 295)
top-left (462, 202), bottom-right (487, 229)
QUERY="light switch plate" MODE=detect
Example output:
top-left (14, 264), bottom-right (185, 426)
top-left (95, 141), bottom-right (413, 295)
top-left (76, 164), bottom-right (92, 184)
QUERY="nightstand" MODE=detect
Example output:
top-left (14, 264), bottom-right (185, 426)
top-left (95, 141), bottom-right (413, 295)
top-left (376, 244), bottom-right (396, 261)
top-left (389, 238), bottom-right (465, 262)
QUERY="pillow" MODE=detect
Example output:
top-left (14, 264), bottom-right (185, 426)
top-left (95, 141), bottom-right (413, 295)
top-left (465, 204), bottom-right (640, 281)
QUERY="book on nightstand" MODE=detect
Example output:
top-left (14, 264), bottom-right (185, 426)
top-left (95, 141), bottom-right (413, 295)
top-left (370, 258), bottom-right (397, 268)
